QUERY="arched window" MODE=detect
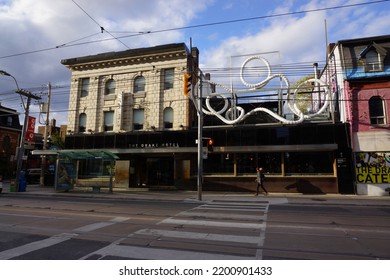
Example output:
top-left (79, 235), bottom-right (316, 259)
top-left (134, 76), bottom-right (145, 93)
top-left (105, 79), bottom-right (116, 95)
top-left (369, 96), bottom-right (386, 125)
top-left (79, 113), bottom-right (87, 132)
top-left (163, 107), bottom-right (174, 129)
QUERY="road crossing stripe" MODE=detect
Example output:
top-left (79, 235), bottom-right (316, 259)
top-left (73, 217), bottom-right (130, 233)
top-left (0, 233), bottom-right (77, 260)
top-left (134, 228), bottom-right (260, 244)
top-left (177, 211), bottom-right (265, 221)
top-left (198, 205), bottom-right (267, 212)
top-left (86, 243), bottom-right (254, 260)
top-left (159, 217), bottom-right (265, 229)
top-left (0, 217), bottom-right (130, 260)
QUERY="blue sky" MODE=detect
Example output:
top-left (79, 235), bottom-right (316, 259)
top-left (0, 0), bottom-right (389, 126)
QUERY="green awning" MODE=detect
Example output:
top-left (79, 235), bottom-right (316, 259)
top-left (58, 150), bottom-right (119, 160)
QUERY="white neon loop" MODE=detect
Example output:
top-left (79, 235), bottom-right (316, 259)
top-left (196, 56), bottom-right (330, 125)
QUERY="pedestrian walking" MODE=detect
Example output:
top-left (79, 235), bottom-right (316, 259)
top-left (255, 167), bottom-right (268, 196)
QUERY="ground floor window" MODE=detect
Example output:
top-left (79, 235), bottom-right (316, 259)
top-left (203, 151), bottom-right (334, 176)
top-left (284, 152), bottom-right (334, 175)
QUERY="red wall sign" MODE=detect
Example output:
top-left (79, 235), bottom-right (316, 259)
top-left (25, 116), bottom-right (36, 142)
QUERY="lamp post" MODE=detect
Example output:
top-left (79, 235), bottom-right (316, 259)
top-left (0, 70), bottom-right (41, 191)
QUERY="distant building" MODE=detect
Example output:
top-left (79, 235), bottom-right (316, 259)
top-left (0, 104), bottom-right (21, 178)
top-left (323, 34), bottom-right (390, 195)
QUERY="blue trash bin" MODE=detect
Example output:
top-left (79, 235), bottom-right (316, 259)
top-left (19, 171), bottom-right (26, 192)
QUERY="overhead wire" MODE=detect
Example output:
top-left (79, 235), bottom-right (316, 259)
top-left (0, 0), bottom-right (388, 59)
top-left (71, 0), bottom-right (130, 49)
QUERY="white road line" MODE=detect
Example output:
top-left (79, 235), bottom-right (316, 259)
top-left (87, 243), bottom-right (253, 260)
top-left (177, 211), bottom-right (265, 221)
top-left (0, 233), bottom-right (78, 260)
top-left (159, 217), bottom-right (265, 229)
top-left (256, 204), bottom-right (269, 259)
top-left (134, 228), bottom-right (260, 244)
top-left (73, 217), bottom-right (130, 233)
top-left (0, 216), bottom-right (130, 260)
top-left (73, 222), bottom-right (115, 233)
top-left (198, 205), bottom-right (267, 212)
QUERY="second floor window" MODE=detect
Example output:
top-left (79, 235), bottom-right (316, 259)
top-left (164, 68), bottom-right (174, 90)
top-left (104, 111), bottom-right (114, 132)
top-left (163, 107), bottom-right (173, 129)
top-left (369, 96), bottom-right (386, 125)
top-left (133, 109), bottom-right (144, 130)
top-left (134, 76), bottom-right (145, 93)
top-left (80, 78), bottom-right (90, 97)
top-left (105, 79), bottom-right (116, 95)
top-left (79, 113), bottom-right (87, 132)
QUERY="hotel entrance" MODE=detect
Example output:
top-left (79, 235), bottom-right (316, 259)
top-left (128, 156), bottom-right (174, 188)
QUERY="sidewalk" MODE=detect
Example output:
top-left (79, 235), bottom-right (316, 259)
top-left (1, 180), bottom-right (390, 206)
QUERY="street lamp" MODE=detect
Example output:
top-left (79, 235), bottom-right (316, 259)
top-left (0, 70), bottom-right (41, 191)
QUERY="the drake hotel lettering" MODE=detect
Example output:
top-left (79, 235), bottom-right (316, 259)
top-left (129, 142), bottom-right (180, 149)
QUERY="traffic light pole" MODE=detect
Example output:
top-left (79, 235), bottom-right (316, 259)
top-left (197, 73), bottom-right (203, 201)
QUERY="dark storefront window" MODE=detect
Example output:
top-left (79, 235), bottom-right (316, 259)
top-left (284, 152), bottom-right (334, 175)
top-left (203, 151), bottom-right (333, 176)
top-left (204, 153), bottom-right (234, 174)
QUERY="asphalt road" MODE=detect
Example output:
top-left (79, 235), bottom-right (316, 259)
top-left (0, 195), bottom-right (389, 260)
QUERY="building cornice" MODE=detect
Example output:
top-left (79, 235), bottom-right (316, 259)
top-left (61, 43), bottom-right (189, 71)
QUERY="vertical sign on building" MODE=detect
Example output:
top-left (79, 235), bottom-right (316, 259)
top-left (25, 116), bottom-right (36, 142)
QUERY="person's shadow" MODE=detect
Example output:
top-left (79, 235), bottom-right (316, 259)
top-left (285, 179), bottom-right (325, 194)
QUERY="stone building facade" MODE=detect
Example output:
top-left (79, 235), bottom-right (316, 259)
top-left (62, 43), bottom-right (198, 135)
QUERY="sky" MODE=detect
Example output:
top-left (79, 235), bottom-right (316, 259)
top-left (0, 0), bottom-right (389, 128)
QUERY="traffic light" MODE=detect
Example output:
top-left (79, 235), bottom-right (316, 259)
top-left (183, 73), bottom-right (192, 96)
top-left (207, 138), bottom-right (214, 152)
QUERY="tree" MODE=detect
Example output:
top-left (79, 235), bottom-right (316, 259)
top-left (49, 132), bottom-right (65, 149)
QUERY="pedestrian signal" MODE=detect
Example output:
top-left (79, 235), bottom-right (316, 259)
top-left (207, 138), bottom-right (214, 152)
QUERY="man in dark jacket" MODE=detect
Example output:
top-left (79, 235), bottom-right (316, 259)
top-left (256, 167), bottom-right (268, 196)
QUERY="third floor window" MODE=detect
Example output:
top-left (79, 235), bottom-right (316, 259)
top-left (164, 68), bottom-right (174, 90)
top-left (80, 78), bottom-right (90, 97)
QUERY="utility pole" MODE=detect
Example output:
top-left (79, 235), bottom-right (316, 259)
top-left (15, 89), bottom-right (41, 191)
top-left (40, 82), bottom-right (51, 186)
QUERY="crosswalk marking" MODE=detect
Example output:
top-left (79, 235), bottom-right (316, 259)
top-left (177, 211), bottom-right (266, 221)
top-left (0, 217), bottom-right (130, 260)
top-left (112, 199), bottom-right (270, 260)
top-left (134, 228), bottom-right (260, 244)
top-left (86, 243), bottom-right (253, 260)
top-left (0, 233), bottom-right (78, 260)
top-left (159, 217), bottom-right (265, 229)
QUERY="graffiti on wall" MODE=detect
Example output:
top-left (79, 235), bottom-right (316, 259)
top-left (355, 152), bottom-right (390, 183)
